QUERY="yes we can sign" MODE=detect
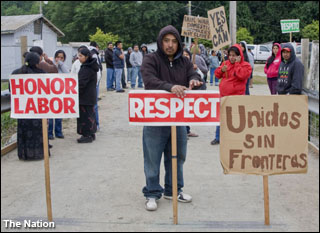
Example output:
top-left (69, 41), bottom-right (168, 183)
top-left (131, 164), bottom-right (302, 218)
top-left (128, 90), bottom-right (220, 126)
top-left (10, 74), bottom-right (79, 119)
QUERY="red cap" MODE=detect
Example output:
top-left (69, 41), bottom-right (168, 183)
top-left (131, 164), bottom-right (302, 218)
top-left (282, 47), bottom-right (291, 52)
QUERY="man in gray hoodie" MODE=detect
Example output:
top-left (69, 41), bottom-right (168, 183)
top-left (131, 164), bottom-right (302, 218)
top-left (129, 45), bottom-right (143, 88)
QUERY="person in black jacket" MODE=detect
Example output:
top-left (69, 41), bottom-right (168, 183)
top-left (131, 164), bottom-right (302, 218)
top-left (105, 42), bottom-right (115, 91)
top-left (277, 43), bottom-right (304, 95)
top-left (11, 52), bottom-right (50, 160)
top-left (140, 25), bottom-right (202, 211)
top-left (77, 47), bottom-right (99, 143)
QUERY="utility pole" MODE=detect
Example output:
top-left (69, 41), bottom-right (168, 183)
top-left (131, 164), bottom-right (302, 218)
top-left (188, 1), bottom-right (192, 48)
top-left (229, 1), bottom-right (237, 45)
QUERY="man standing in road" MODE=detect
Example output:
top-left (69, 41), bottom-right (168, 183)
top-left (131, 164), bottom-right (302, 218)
top-left (105, 42), bottom-right (115, 91)
top-left (140, 25), bottom-right (203, 211)
top-left (113, 41), bottom-right (125, 93)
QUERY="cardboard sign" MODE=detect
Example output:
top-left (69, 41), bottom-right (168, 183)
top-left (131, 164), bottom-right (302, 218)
top-left (181, 15), bottom-right (211, 40)
top-left (129, 90), bottom-right (220, 126)
top-left (207, 6), bottom-right (231, 51)
top-left (10, 74), bottom-right (79, 119)
top-left (220, 95), bottom-right (308, 175)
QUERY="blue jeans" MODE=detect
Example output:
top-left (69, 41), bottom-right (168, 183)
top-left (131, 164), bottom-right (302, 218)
top-left (131, 66), bottom-right (143, 88)
top-left (114, 68), bottom-right (123, 91)
top-left (106, 68), bottom-right (115, 89)
top-left (142, 126), bottom-right (187, 199)
top-left (245, 72), bottom-right (252, 95)
top-left (48, 119), bottom-right (62, 137)
top-left (127, 67), bottom-right (132, 83)
top-left (94, 83), bottom-right (100, 129)
top-left (210, 67), bottom-right (218, 84)
top-left (215, 126), bottom-right (220, 141)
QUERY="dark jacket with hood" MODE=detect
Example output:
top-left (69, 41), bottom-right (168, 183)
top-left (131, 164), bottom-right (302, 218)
top-left (141, 25), bottom-right (201, 92)
top-left (78, 57), bottom-right (99, 105)
top-left (277, 43), bottom-right (304, 95)
top-left (105, 48), bottom-right (114, 68)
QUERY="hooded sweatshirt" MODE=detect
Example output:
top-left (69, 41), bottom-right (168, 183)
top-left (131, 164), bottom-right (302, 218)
top-left (78, 57), bottom-right (99, 105)
top-left (141, 25), bottom-right (201, 91)
top-left (215, 44), bottom-right (252, 97)
top-left (276, 43), bottom-right (304, 95)
top-left (264, 43), bottom-right (282, 78)
top-left (240, 41), bottom-right (254, 69)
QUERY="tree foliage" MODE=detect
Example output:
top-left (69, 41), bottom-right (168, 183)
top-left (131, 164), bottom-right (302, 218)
top-left (236, 28), bottom-right (254, 44)
top-left (302, 20), bottom-right (319, 41)
top-left (1, 1), bottom-right (319, 48)
top-left (89, 28), bottom-right (119, 51)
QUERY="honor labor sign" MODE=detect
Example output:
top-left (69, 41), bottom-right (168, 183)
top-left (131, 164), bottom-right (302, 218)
top-left (129, 91), bottom-right (220, 126)
top-left (10, 74), bottom-right (79, 119)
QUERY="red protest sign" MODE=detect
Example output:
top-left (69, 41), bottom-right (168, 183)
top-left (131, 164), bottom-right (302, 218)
top-left (128, 90), bottom-right (220, 126)
top-left (10, 74), bottom-right (79, 119)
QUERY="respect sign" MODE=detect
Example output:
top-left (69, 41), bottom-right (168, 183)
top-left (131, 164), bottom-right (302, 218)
top-left (220, 96), bottom-right (308, 176)
top-left (10, 74), bottom-right (79, 119)
top-left (129, 91), bottom-right (220, 126)
top-left (181, 15), bottom-right (211, 40)
top-left (207, 6), bottom-right (231, 51)
top-left (280, 19), bottom-right (300, 33)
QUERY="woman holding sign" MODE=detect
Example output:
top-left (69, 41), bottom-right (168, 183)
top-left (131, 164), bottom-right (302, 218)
top-left (11, 52), bottom-right (49, 160)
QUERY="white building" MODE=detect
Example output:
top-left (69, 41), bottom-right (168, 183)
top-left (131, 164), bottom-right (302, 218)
top-left (1, 14), bottom-right (64, 81)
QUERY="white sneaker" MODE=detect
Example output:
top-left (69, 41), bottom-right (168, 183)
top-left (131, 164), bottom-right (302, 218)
top-left (163, 192), bottom-right (192, 203)
top-left (145, 198), bottom-right (157, 211)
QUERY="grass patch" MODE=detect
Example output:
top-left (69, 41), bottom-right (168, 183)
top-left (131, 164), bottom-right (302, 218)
top-left (252, 76), bottom-right (268, 85)
top-left (1, 82), bottom-right (9, 91)
top-left (1, 112), bottom-right (17, 147)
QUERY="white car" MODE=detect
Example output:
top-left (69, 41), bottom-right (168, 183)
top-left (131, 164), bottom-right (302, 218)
top-left (247, 44), bottom-right (272, 62)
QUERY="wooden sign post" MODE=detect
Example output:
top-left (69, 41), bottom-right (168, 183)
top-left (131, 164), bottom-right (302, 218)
top-left (10, 73), bottom-right (79, 222)
top-left (220, 95), bottom-right (308, 225)
top-left (42, 119), bottom-right (53, 221)
top-left (171, 126), bottom-right (178, 225)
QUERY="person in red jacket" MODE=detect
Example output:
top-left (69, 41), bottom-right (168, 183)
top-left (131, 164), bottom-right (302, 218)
top-left (210, 44), bottom-right (252, 145)
top-left (264, 43), bottom-right (281, 95)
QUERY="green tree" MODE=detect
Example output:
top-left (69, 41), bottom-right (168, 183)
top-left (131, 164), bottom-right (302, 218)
top-left (302, 20), bottom-right (319, 41)
top-left (236, 27), bottom-right (254, 44)
top-left (89, 28), bottom-right (119, 50)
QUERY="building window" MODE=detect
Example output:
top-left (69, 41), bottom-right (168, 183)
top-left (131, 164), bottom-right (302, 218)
top-left (34, 19), bottom-right (41, 35)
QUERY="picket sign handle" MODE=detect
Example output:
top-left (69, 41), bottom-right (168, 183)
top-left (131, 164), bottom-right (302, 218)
top-left (42, 119), bottom-right (53, 222)
top-left (263, 175), bottom-right (270, 225)
top-left (192, 38), bottom-right (198, 65)
top-left (171, 126), bottom-right (178, 225)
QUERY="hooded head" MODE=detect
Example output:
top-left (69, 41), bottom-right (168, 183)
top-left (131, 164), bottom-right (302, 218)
top-left (240, 41), bottom-right (249, 62)
top-left (156, 25), bottom-right (182, 60)
top-left (227, 44), bottom-right (245, 64)
top-left (198, 44), bottom-right (207, 56)
top-left (281, 43), bottom-right (296, 63)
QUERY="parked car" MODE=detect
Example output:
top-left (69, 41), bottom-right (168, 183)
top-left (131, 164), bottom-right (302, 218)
top-left (247, 44), bottom-right (272, 62)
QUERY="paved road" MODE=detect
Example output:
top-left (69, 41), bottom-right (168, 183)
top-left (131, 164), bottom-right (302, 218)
top-left (1, 65), bottom-right (319, 232)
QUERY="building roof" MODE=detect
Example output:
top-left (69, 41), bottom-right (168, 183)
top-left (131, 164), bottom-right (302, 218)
top-left (1, 14), bottom-right (64, 37)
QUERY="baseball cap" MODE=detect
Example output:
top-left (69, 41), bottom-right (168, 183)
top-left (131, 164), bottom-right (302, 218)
top-left (282, 47), bottom-right (291, 52)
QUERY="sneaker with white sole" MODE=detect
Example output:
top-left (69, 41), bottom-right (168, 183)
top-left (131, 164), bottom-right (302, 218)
top-left (163, 192), bottom-right (192, 203)
top-left (145, 198), bottom-right (157, 211)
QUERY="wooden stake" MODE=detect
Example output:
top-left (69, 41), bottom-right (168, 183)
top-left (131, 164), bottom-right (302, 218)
top-left (42, 119), bottom-right (53, 222)
top-left (192, 38), bottom-right (198, 65)
top-left (290, 32), bottom-right (292, 43)
top-left (263, 175), bottom-right (270, 225)
top-left (171, 126), bottom-right (178, 225)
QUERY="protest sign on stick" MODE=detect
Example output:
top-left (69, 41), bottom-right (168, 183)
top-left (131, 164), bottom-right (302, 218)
top-left (220, 95), bottom-right (308, 225)
top-left (129, 90), bottom-right (220, 224)
top-left (207, 6), bottom-right (231, 52)
top-left (10, 73), bottom-right (79, 221)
